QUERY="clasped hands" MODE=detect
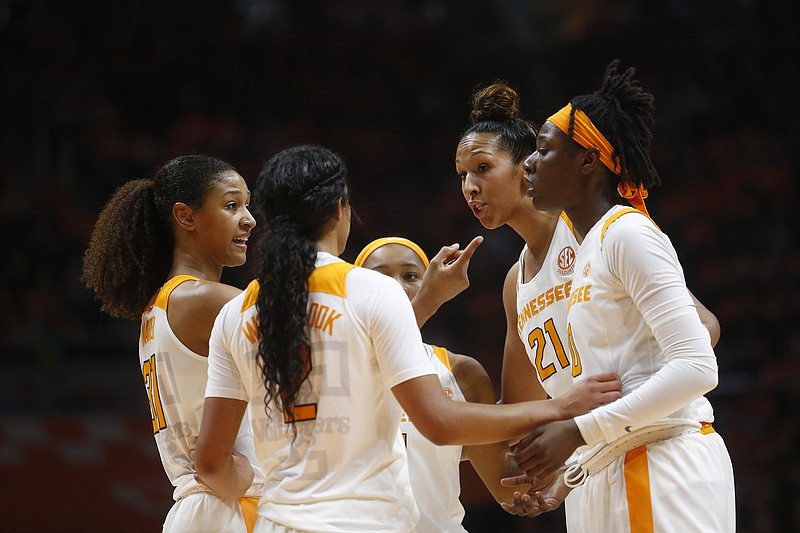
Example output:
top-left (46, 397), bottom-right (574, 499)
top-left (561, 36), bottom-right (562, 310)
top-left (499, 419), bottom-right (585, 517)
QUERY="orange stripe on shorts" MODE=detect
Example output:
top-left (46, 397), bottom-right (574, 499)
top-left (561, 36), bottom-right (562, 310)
top-left (624, 445), bottom-right (654, 533)
top-left (239, 496), bottom-right (260, 533)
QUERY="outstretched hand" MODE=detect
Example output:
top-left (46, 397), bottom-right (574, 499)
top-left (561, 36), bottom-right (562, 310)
top-left (412, 236), bottom-right (483, 327)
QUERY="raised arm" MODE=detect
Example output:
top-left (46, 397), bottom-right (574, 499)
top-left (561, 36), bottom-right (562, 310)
top-left (411, 236), bottom-right (483, 327)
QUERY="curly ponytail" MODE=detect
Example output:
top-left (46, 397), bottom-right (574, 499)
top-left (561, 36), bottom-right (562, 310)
top-left (82, 155), bottom-right (236, 319)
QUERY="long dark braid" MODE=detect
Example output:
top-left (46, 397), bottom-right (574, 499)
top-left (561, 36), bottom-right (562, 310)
top-left (251, 145), bottom-right (349, 424)
top-left (570, 59), bottom-right (661, 190)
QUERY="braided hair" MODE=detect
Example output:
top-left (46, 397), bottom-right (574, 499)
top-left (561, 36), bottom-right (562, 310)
top-left (568, 59), bottom-right (661, 190)
top-left (82, 155), bottom-right (235, 319)
top-left (251, 145), bottom-right (349, 424)
top-left (460, 81), bottom-right (538, 165)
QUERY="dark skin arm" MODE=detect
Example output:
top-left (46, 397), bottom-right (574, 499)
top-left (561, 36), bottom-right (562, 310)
top-left (194, 397), bottom-right (254, 500)
top-left (507, 419), bottom-right (585, 482)
top-left (449, 353), bottom-right (530, 502)
top-left (500, 263), bottom-right (548, 405)
top-left (500, 467), bottom-right (570, 517)
top-left (392, 372), bottom-right (620, 447)
top-left (690, 291), bottom-right (720, 347)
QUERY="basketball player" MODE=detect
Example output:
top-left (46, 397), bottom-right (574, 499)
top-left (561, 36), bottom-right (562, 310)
top-left (512, 60), bottom-right (735, 531)
top-left (82, 155), bottom-right (264, 532)
top-left (193, 144), bottom-right (622, 532)
top-left (355, 237), bottom-right (523, 532)
top-left (454, 80), bottom-right (722, 523)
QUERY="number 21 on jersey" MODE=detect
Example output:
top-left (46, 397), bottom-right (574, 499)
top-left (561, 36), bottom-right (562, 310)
top-left (142, 354), bottom-right (167, 434)
top-left (566, 324), bottom-right (583, 377)
top-left (527, 318), bottom-right (582, 380)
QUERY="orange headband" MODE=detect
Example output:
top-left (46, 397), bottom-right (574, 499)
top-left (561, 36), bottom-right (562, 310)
top-left (548, 103), bottom-right (620, 174)
top-left (548, 103), bottom-right (650, 216)
top-left (354, 237), bottom-right (430, 269)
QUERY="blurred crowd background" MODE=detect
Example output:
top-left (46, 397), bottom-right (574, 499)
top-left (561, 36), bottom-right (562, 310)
top-left (1, 1), bottom-right (798, 531)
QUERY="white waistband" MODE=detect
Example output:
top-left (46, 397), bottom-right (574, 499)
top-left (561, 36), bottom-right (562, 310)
top-left (564, 422), bottom-right (705, 488)
top-left (176, 483), bottom-right (264, 501)
top-left (176, 484), bottom-right (213, 500)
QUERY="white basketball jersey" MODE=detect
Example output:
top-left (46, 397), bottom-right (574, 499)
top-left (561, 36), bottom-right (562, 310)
top-left (399, 344), bottom-right (467, 533)
top-left (565, 209), bottom-right (732, 533)
top-left (206, 252), bottom-right (436, 532)
top-left (515, 213), bottom-right (579, 398)
top-left (569, 206), bottom-right (715, 439)
top-left (139, 275), bottom-right (262, 501)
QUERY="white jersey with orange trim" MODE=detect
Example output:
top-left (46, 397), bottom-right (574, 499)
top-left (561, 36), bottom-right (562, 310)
top-left (515, 214), bottom-right (586, 526)
top-left (568, 205), bottom-right (717, 440)
top-left (138, 276), bottom-right (263, 530)
top-left (564, 205), bottom-right (734, 532)
top-left (515, 213), bottom-right (579, 399)
top-left (206, 252), bottom-right (436, 533)
top-left (399, 344), bottom-right (467, 533)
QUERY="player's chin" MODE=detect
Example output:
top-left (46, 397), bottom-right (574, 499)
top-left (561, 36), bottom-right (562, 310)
top-left (530, 198), bottom-right (552, 213)
top-left (226, 251), bottom-right (248, 268)
top-left (478, 216), bottom-right (503, 231)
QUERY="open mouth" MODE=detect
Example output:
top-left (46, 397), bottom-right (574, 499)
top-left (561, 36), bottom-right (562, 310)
top-left (468, 200), bottom-right (486, 215)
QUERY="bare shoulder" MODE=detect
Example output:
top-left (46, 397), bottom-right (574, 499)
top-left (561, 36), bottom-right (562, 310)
top-left (171, 280), bottom-right (242, 315)
top-left (167, 280), bottom-right (244, 355)
top-left (449, 352), bottom-right (496, 405)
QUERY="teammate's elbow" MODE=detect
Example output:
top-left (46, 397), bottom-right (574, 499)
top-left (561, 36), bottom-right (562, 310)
top-left (413, 416), bottom-right (453, 446)
top-left (700, 369), bottom-right (718, 393)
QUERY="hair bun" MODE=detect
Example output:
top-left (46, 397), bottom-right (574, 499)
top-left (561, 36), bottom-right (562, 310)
top-left (470, 81), bottom-right (522, 124)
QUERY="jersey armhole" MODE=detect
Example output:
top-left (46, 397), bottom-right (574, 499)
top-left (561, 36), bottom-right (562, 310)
top-left (430, 345), bottom-right (451, 371)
